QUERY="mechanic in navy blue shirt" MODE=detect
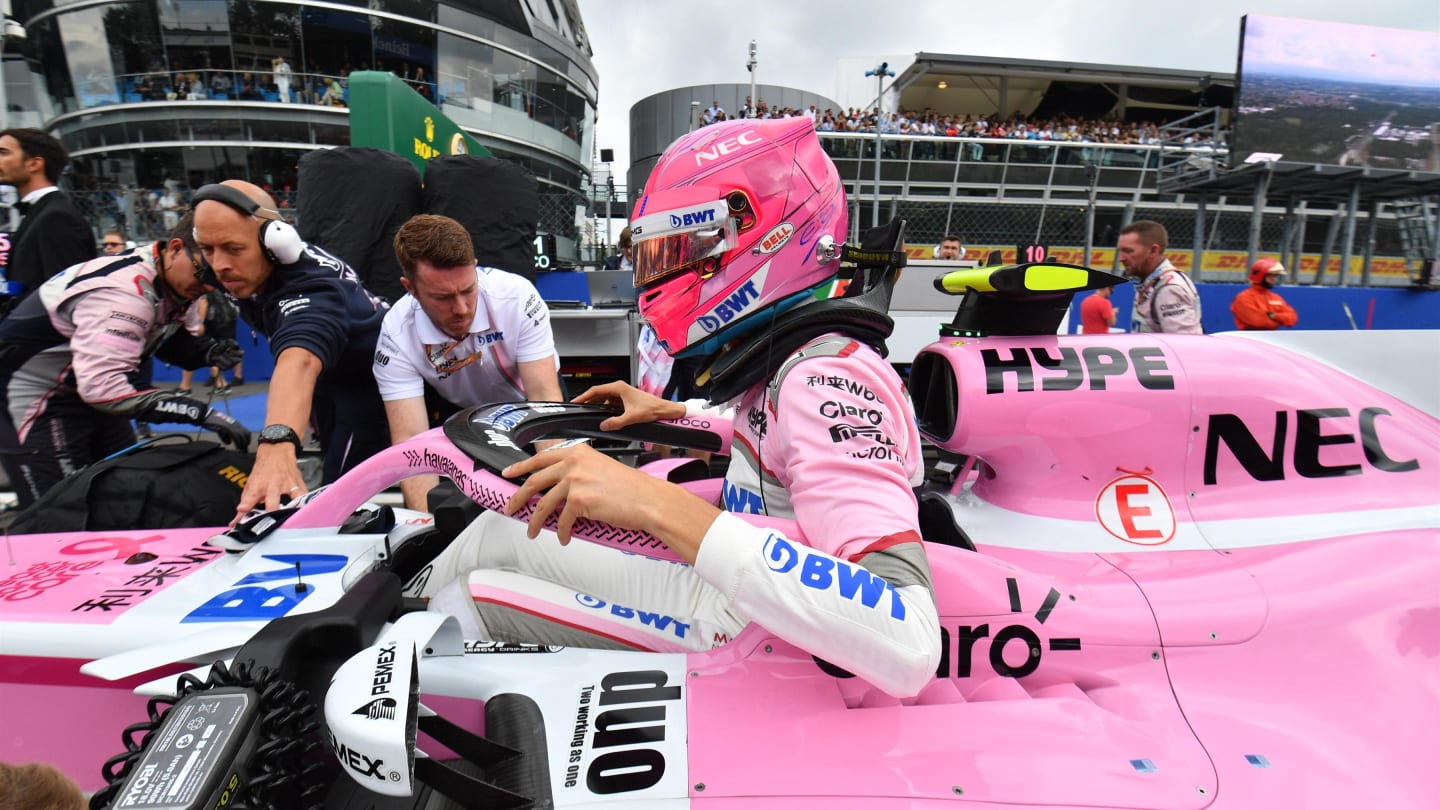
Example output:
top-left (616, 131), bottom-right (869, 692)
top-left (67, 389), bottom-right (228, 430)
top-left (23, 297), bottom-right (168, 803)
top-left (192, 180), bottom-right (390, 520)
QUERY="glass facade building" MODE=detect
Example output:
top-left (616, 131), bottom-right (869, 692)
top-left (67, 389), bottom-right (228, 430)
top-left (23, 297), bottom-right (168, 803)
top-left (8, 0), bottom-right (596, 248)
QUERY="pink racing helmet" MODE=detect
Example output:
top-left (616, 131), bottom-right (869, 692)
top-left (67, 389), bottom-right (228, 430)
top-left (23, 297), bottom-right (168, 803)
top-left (630, 117), bottom-right (848, 358)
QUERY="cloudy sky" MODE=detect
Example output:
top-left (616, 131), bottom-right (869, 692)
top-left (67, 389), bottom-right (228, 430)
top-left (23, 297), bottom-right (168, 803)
top-left (1240, 15), bottom-right (1440, 84)
top-left (572, 0), bottom-right (1439, 174)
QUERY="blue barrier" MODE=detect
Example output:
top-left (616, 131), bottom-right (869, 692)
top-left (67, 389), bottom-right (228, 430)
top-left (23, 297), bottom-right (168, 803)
top-left (153, 330), bottom-right (274, 382)
top-left (1073, 282), bottom-right (1440, 333)
top-left (153, 284), bottom-right (1436, 383)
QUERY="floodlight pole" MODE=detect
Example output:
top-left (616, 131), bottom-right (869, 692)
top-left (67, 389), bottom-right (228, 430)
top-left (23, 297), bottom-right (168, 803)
top-left (747, 41), bottom-right (757, 118)
top-left (605, 173), bottom-right (615, 253)
top-left (1083, 163), bottom-right (1099, 267)
top-left (865, 61), bottom-right (895, 227)
top-left (591, 163), bottom-right (601, 265)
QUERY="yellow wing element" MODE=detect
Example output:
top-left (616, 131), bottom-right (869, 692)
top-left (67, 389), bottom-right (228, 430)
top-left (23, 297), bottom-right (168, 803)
top-left (934, 262), bottom-right (1122, 297)
top-left (931, 262), bottom-right (1126, 337)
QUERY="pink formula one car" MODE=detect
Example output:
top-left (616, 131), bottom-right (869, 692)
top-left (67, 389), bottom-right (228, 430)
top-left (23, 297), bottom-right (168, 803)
top-left (1, 263), bottom-right (1436, 809)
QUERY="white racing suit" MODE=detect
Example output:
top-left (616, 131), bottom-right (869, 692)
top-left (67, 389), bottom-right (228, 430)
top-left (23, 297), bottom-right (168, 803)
top-left (417, 334), bottom-right (942, 698)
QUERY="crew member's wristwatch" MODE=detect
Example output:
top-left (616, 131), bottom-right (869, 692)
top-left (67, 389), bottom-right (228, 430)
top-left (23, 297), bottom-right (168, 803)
top-left (257, 424), bottom-right (302, 451)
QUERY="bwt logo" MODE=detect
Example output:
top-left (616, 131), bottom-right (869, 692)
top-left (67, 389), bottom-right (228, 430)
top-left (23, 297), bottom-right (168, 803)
top-left (575, 593), bottom-right (692, 639)
top-left (762, 534), bottom-right (800, 573)
top-left (722, 480), bottom-right (763, 514)
top-left (480, 405), bottom-right (526, 431)
top-left (696, 280), bottom-right (759, 333)
top-left (761, 534), bottom-right (906, 620)
top-left (669, 208), bottom-right (716, 228)
top-left (154, 400), bottom-right (202, 420)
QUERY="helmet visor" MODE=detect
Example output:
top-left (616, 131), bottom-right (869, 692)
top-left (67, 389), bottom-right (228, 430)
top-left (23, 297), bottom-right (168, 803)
top-left (631, 200), bottom-right (738, 288)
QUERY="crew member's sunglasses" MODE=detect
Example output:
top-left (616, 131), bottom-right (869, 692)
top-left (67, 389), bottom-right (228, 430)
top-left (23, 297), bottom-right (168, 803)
top-left (102, 240), bottom-right (125, 248)
top-left (183, 244), bottom-right (223, 288)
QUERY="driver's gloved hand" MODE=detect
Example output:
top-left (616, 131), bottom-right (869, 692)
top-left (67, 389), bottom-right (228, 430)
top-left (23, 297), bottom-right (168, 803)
top-left (205, 338), bottom-right (245, 371)
top-left (202, 408), bottom-right (251, 449)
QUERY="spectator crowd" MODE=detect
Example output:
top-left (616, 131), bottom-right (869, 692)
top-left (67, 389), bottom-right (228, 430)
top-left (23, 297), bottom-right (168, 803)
top-left (701, 97), bottom-right (1222, 147)
top-left (55, 179), bottom-right (297, 248)
top-left (105, 58), bottom-right (437, 109)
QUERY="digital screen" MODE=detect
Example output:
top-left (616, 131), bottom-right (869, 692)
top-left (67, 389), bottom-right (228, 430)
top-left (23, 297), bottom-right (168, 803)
top-left (1232, 15), bottom-right (1440, 171)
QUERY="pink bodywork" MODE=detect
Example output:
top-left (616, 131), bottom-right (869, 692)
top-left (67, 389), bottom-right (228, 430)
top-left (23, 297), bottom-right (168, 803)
top-left (683, 530), bottom-right (1438, 807)
top-left (2, 332), bottom-right (1436, 806)
top-left (0, 530), bottom-right (221, 624)
top-left (918, 333), bottom-right (1437, 525)
top-left (680, 333), bottom-right (1439, 806)
top-left (1, 528), bottom-right (225, 786)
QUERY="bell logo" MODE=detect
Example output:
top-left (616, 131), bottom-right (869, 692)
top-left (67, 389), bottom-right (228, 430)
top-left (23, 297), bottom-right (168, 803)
top-left (757, 223), bottom-right (794, 254)
top-left (1095, 473), bottom-right (1176, 546)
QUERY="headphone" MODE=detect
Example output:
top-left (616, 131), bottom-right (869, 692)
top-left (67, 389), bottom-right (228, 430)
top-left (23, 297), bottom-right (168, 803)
top-left (190, 184), bottom-right (303, 265)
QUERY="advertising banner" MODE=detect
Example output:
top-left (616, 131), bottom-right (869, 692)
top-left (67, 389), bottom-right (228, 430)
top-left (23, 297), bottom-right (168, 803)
top-left (347, 71), bottom-right (490, 173)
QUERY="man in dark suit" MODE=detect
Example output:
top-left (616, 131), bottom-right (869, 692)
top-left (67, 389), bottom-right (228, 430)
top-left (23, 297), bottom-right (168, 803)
top-left (0, 128), bottom-right (97, 314)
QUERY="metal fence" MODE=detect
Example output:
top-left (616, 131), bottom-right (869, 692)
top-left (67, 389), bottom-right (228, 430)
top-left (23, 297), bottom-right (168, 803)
top-left (871, 199), bottom-right (1288, 256)
top-left (57, 158), bottom-right (1426, 286)
top-left (857, 197), bottom-right (1410, 283)
top-left (538, 188), bottom-right (586, 246)
top-left (818, 130), bottom-right (1431, 285)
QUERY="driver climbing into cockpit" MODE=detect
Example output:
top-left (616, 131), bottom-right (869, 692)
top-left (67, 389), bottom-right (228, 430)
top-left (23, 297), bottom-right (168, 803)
top-left (417, 116), bottom-right (942, 698)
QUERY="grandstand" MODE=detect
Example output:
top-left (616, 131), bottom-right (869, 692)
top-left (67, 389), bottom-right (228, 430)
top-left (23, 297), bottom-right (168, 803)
top-left (627, 53), bottom-right (1438, 287)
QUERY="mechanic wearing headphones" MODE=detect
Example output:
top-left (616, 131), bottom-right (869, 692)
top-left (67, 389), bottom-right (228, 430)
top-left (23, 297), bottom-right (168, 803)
top-left (0, 211), bottom-right (249, 509)
top-left (191, 180), bottom-right (390, 520)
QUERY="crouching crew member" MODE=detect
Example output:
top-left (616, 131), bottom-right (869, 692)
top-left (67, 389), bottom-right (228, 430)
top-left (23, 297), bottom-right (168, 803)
top-left (0, 212), bottom-right (248, 508)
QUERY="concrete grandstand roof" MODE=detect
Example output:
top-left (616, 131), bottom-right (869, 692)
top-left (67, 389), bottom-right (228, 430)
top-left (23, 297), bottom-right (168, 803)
top-left (902, 53), bottom-right (1233, 90)
top-left (889, 53), bottom-right (1234, 122)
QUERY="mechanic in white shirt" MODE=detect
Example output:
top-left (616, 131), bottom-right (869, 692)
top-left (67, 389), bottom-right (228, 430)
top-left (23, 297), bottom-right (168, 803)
top-left (374, 214), bottom-right (563, 508)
